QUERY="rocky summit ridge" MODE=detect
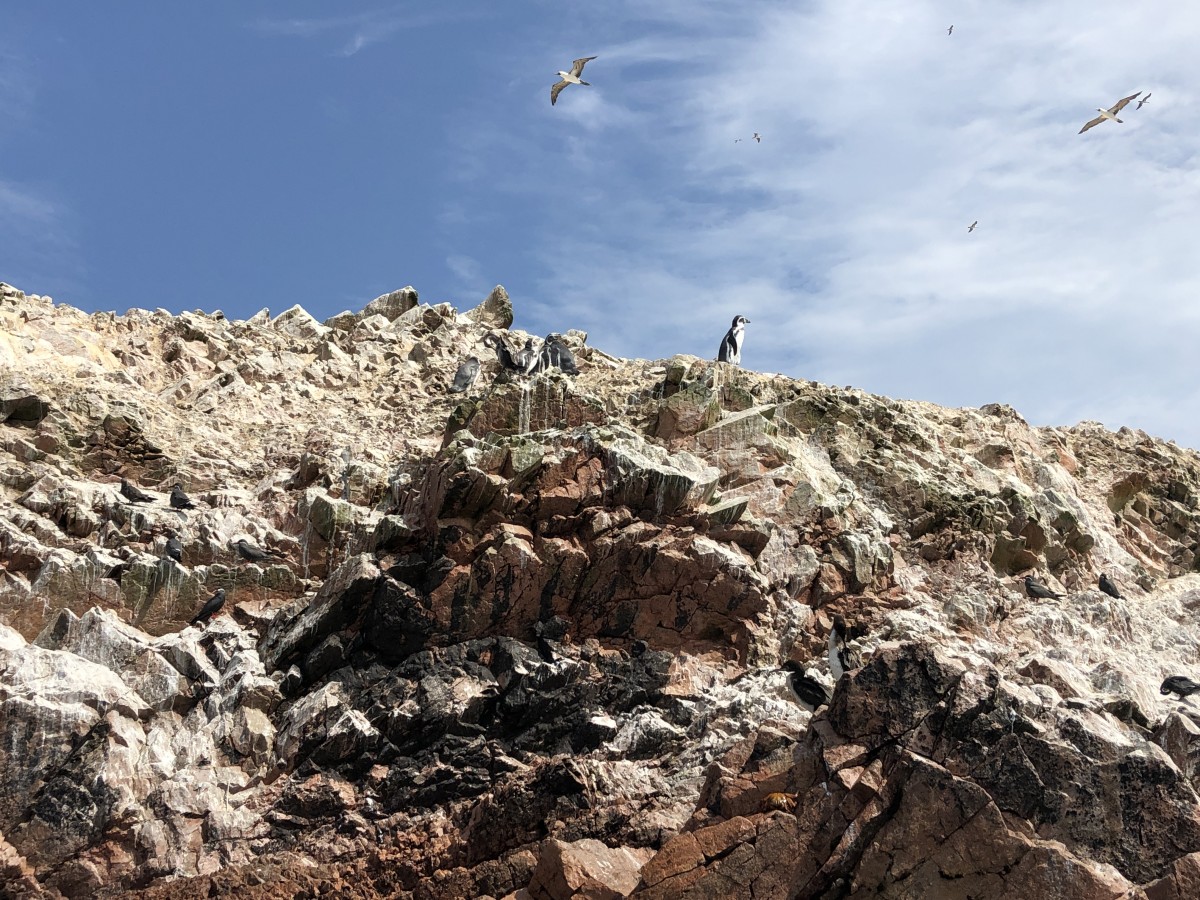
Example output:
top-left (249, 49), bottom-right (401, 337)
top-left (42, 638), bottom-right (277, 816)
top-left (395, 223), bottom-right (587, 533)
top-left (4, 279), bottom-right (1200, 899)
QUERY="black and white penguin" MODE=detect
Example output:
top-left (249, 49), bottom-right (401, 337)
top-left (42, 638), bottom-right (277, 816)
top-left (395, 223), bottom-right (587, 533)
top-left (828, 614), bottom-right (860, 680)
top-left (190, 588), bottom-right (226, 626)
top-left (1098, 573), bottom-right (1124, 600)
top-left (782, 661), bottom-right (831, 709)
top-left (515, 338), bottom-right (537, 372)
top-left (717, 315), bottom-right (750, 365)
top-left (526, 334), bottom-right (580, 375)
top-left (1161, 675), bottom-right (1200, 701)
top-left (482, 333), bottom-right (523, 372)
top-left (449, 357), bottom-right (480, 394)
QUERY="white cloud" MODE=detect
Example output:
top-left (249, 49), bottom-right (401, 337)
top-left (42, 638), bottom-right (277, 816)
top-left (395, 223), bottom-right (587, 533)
top-left (469, 0), bottom-right (1200, 447)
top-left (252, 7), bottom-right (480, 57)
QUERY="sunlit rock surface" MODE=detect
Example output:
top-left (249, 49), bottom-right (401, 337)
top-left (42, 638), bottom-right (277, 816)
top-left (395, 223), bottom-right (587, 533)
top-left (3, 278), bottom-right (1200, 897)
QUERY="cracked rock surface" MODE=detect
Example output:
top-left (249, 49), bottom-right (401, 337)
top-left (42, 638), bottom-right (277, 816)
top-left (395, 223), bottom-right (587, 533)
top-left (4, 279), bottom-right (1200, 898)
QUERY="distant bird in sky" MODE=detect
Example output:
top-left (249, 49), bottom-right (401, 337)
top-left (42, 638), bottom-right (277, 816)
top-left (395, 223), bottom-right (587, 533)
top-left (1099, 573), bottom-right (1124, 600)
top-left (968, 221), bottom-right (978, 233)
top-left (734, 138), bottom-right (743, 143)
top-left (717, 315), bottom-right (750, 365)
top-left (1161, 675), bottom-right (1200, 702)
top-left (551, 56), bottom-right (597, 106)
top-left (753, 132), bottom-right (762, 143)
top-left (948, 25), bottom-right (954, 35)
top-left (190, 588), bottom-right (226, 626)
top-left (1024, 575), bottom-right (1063, 600)
top-left (169, 482), bottom-right (197, 510)
top-left (1136, 93), bottom-right (1152, 109)
top-left (120, 477), bottom-right (154, 504)
top-left (449, 357), bottom-right (480, 394)
top-left (1078, 91), bottom-right (1142, 134)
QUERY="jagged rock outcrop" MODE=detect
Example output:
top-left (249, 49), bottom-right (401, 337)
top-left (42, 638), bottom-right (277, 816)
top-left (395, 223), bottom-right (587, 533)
top-left (5, 278), bottom-right (1200, 898)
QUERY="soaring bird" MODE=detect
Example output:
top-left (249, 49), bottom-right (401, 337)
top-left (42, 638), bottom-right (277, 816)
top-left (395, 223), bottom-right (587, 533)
top-left (948, 25), bottom-right (954, 35)
top-left (1161, 675), bottom-right (1200, 701)
top-left (449, 357), bottom-right (481, 394)
top-left (968, 221), bottom-right (978, 233)
top-left (1136, 93), bottom-right (1152, 109)
top-left (1079, 92), bottom-right (1142, 134)
top-left (1024, 575), bottom-right (1063, 600)
top-left (1099, 573), bottom-right (1124, 600)
top-left (169, 483), bottom-right (197, 510)
top-left (120, 477), bottom-right (154, 504)
top-left (165, 531), bottom-right (184, 563)
top-left (190, 588), bottom-right (226, 626)
top-left (234, 538), bottom-right (281, 563)
top-left (753, 132), bottom-right (762, 143)
top-left (717, 315), bottom-right (750, 365)
top-left (783, 661), bottom-right (831, 709)
top-left (551, 56), bottom-right (597, 106)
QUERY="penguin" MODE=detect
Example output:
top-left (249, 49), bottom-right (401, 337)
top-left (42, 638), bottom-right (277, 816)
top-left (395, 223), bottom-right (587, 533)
top-left (1161, 675), bottom-right (1200, 701)
top-left (1024, 575), bottom-right (1062, 600)
top-left (828, 614), bottom-right (860, 680)
top-left (717, 315), bottom-right (750, 365)
top-left (1098, 573), bottom-right (1124, 600)
top-left (482, 333), bottom-right (524, 372)
top-left (120, 477), bottom-right (154, 504)
top-left (448, 357), bottom-right (481, 394)
top-left (542, 334), bottom-right (580, 375)
top-left (515, 338), bottom-right (538, 371)
top-left (782, 661), bottom-right (831, 709)
top-left (190, 588), bottom-right (226, 626)
top-left (169, 483), bottom-right (197, 510)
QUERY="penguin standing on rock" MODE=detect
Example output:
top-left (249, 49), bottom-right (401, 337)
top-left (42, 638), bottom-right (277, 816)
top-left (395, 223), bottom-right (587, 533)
top-left (482, 333), bottom-right (523, 372)
top-left (828, 614), bottom-right (860, 680)
top-left (448, 357), bottom-right (480, 394)
top-left (782, 661), bottom-right (831, 709)
top-left (717, 315), bottom-right (750, 365)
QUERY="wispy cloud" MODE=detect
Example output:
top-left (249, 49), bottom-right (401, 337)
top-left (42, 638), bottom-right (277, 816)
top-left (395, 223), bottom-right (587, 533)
top-left (252, 7), bottom-right (475, 57)
top-left (457, 0), bottom-right (1200, 447)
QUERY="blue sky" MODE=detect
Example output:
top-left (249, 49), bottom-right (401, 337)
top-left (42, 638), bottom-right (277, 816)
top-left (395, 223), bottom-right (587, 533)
top-left (4, 2), bottom-right (1200, 448)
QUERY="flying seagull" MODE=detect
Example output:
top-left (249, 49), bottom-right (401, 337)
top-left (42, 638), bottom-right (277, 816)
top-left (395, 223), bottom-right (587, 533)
top-left (1099, 573), bottom-right (1124, 600)
top-left (734, 138), bottom-right (743, 143)
top-left (968, 221), bottom-right (978, 233)
top-left (1161, 675), bottom-right (1200, 702)
top-left (948, 25), bottom-right (953, 35)
top-left (1024, 575), bottom-right (1063, 600)
top-left (1136, 93), bottom-right (1152, 109)
top-left (753, 132), bottom-right (762, 143)
top-left (1078, 92), bottom-right (1141, 134)
top-left (551, 56), bottom-right (597, 106)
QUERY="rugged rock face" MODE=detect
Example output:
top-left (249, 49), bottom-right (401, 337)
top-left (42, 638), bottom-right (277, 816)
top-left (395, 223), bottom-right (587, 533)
top-left (4, 278), bottom-right (1200, 898)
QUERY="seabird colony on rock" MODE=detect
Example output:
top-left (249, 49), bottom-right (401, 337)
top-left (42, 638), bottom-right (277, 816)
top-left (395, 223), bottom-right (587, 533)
top-left (551, 56), bottom-right (597, 106)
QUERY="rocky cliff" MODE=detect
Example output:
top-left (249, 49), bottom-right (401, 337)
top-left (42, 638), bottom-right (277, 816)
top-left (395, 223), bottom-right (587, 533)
top-left (3, 279), bottom-right (1200, 899)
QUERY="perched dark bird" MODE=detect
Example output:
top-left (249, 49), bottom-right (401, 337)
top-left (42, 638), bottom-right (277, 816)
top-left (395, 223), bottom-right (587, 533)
top-left (536, 635), bottom-right (557, 664)
top-left (1024, 575), bottom-right (1063, 600)
top-left (169, 483), bottom-right (197, 510)
top-left (1136, 92), bottom-right (1151, 109)
top-left (1098, 573), bottom-right (1124, 600)
top-left (551, 56), bottom-right (597, 106)
top-left (234, 538), bottom-right (281, 563)
top-left (1079, 91), bottom-right (1141, 134)
top-left (449, 357), bottom-right (481, 394)
top-left (483, 332), bottom-right (524, 372)
top-left (717, 315), bottom-right (750, 365)
top-left (1161, 675), bottom-right (1200, 701)
top-left (120, 477), bottom-right (154, 504)
top-left (165, 531), bottom-right (184, 563)
top-left (783, 661), bottom-right (831, 709)
top-left (190, 588), bottom-right (226, 626)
